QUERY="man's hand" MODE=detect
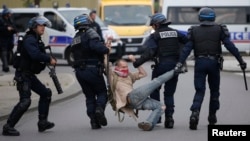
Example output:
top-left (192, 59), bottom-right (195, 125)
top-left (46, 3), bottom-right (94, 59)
top-left (105, 35), bottom-right (113, 54)
top-left (50, 57), bottom-right (57, 66)
top-left (7, 26), bottom-right (13, 31)
top-left (240, 61), bottom-right (247, 70)
top-left (174, 62), bottom-right (183, 75)
top-left (128, 55), bottom-right (136, 62)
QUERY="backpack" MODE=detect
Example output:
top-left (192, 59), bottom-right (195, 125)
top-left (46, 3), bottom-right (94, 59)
top-left (107, 72), bottom-right (138, 122)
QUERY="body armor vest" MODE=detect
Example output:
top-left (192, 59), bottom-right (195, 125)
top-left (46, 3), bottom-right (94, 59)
top-left (192, 25), bottom-right (222, 56)
top-left (20, 33), bottom-right (46, 74)
top-left (71, 30), bottom-right (101, 65)
top-left (154, 27), bottom-right (180, 57)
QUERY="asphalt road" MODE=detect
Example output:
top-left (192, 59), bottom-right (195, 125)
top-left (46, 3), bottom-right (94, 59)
top-left (0, 61), bottom-right (249, 141)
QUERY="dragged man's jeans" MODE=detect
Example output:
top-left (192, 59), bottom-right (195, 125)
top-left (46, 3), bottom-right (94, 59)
top-left (128, 70), bottom-right (174, 127)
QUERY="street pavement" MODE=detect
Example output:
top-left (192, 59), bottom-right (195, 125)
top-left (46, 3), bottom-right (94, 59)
top-left (0, 56), bottom-right (249, 121)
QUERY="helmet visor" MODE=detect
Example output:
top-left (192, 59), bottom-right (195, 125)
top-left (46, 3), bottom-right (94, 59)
top-left (36, 16), bottom-right (52, 28)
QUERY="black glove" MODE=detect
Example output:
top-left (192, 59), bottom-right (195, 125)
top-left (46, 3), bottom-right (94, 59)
top-left (239, 61), bottom-right (247, 70)
top-left (174, 62), bottom-right (183, 75)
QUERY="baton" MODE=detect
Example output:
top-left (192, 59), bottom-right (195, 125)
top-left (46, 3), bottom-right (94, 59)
top-left (242, 69), bottom-right (248, 91)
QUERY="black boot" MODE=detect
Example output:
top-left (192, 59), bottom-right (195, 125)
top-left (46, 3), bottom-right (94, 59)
top-left (95, 107), bottom-right (107, 126)
top-left (2, 124), bottom-right (20, 136)
top-left (90, 119), bottom-right (101, 129)
top-left (189, 111), bottom-right (199, 130)
top-left (208, 113), bottom-right (217, 125)
top-left (164, 116), bottom-right (174, 128)
top-left (37, 115), bottom-right (55, 132)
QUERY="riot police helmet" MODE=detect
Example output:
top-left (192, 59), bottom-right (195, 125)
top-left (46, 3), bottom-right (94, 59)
top-left (73, 14), bottom-right (90, 30)
top-left (2, 8), bottom-right (12, 16)
top-left (28, 15), bottom-right (52, 29)
top-left (198, 7), bottom-right (216, 22)
top-left (149, 13), bottom-right (171, 26)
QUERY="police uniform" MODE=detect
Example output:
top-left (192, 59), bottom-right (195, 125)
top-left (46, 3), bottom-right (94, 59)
top-left (90, 21), bottom-right (104, 43)
top-left (176, 7), bottom-right (247, 130)
top-left (2, 16), bottom-right (55, 136)
top-left (0, 8), bottom-right (17, 72)
top-left (133, 13), bottom-right (188, 128)
top-left (71, 15), bottom-right (109, 129)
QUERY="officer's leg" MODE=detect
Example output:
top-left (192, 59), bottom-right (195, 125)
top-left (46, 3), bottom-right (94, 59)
top-left (163, 74), bottom-right (178, 128)
top-left (189, 60), bottom-right (207, 130)
top-left (1, 48), bottom-right (9, 72)
top-left (31, 76), bottom-right (54, 132)
top-left (136, 98), bottom-right (165, 131)
top-left (93, 74), bottom-right (108, 127)
top-left (207, 65), bottom-right (220, 125)
top-left (2, 77), bottom-right (31, 136)
top-left (75, 70), bottom-right (101, 129)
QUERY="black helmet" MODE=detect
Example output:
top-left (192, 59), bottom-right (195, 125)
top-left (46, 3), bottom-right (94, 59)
top-left (198, 7), bottom-right (216, 22)
top-left (149, 13), bottom-right (171, 26)
top-left (73, 14), bottom-right (90, 30)
top-left (28, 15), bottom-right (52, 29)
top-left (2, 8), bottom-right (12, 16)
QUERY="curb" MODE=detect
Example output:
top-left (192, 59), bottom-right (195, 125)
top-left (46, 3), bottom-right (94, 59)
top-left (0, 90), bottom-right (82, 122)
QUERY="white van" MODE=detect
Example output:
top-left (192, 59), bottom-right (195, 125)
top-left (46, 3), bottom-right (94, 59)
top-left (3, 7), bottom-right (124, 65)
top-left (160, 0), bottom-right (250, 54)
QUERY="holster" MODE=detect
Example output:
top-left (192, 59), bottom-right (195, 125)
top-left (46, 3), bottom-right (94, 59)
top-left (151, 57), bottom-right (159, 70)
top-left (14, 75), bottom-right (23, 91)
top-left (218, 56), bottom-right (224, 70)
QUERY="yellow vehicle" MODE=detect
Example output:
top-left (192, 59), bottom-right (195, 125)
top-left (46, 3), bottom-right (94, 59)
top-left (98, 0), bottom-right (154, 55)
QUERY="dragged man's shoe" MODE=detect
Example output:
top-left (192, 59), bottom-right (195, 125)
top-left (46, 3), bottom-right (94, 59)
top-left (164, 116), bottom-right (174, 128)
top-left (95, 107), bottom-right (107, 126)
top-left (138, 122), bottom-right (153, 131)
top-left (208, 114), bottom-right (217, 125)
top-left (38, 120), bottom-right (55, 132)
top-left (189, 111), bottom-right (199, 130)
top-left (2, 124), bottom-right (20, 136)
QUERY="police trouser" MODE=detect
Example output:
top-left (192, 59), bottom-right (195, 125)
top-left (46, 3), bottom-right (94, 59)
top-left (74, 67), bottom-right (107, 120)
top-left (190, 58), bottom-right (220, 114)
top-left (7, 73), bottom-right (52, 127)
top-left (0, 41), bottom-right (13, 69)
top-left (150, 60), bottom-right (178, 116)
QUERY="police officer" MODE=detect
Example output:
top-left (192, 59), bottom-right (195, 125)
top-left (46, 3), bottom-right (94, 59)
top-left (0, 8), bottom-right (17, 72)
top-left (2, 16), bottom-right (57, 136)
top-left (175, 7), bottom-right (247, 130)
top-left (89, 10), bottom-right (105, 43)
top-left (133, 13), bottom-right (188, 128)
top-left (71, 14), bottom-right (110, 129)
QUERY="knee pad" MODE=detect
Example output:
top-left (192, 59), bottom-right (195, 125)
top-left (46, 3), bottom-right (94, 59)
top-left (19, 98), bottom-right (31, 111)
top-left (45, 88), bottom-right (52, 102)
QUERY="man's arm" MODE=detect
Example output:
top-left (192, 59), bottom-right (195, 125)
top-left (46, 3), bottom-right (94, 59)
top-left (128, 55), bottom-right (147, 78)
top-left (133, 34), bottom-right (157, 68)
